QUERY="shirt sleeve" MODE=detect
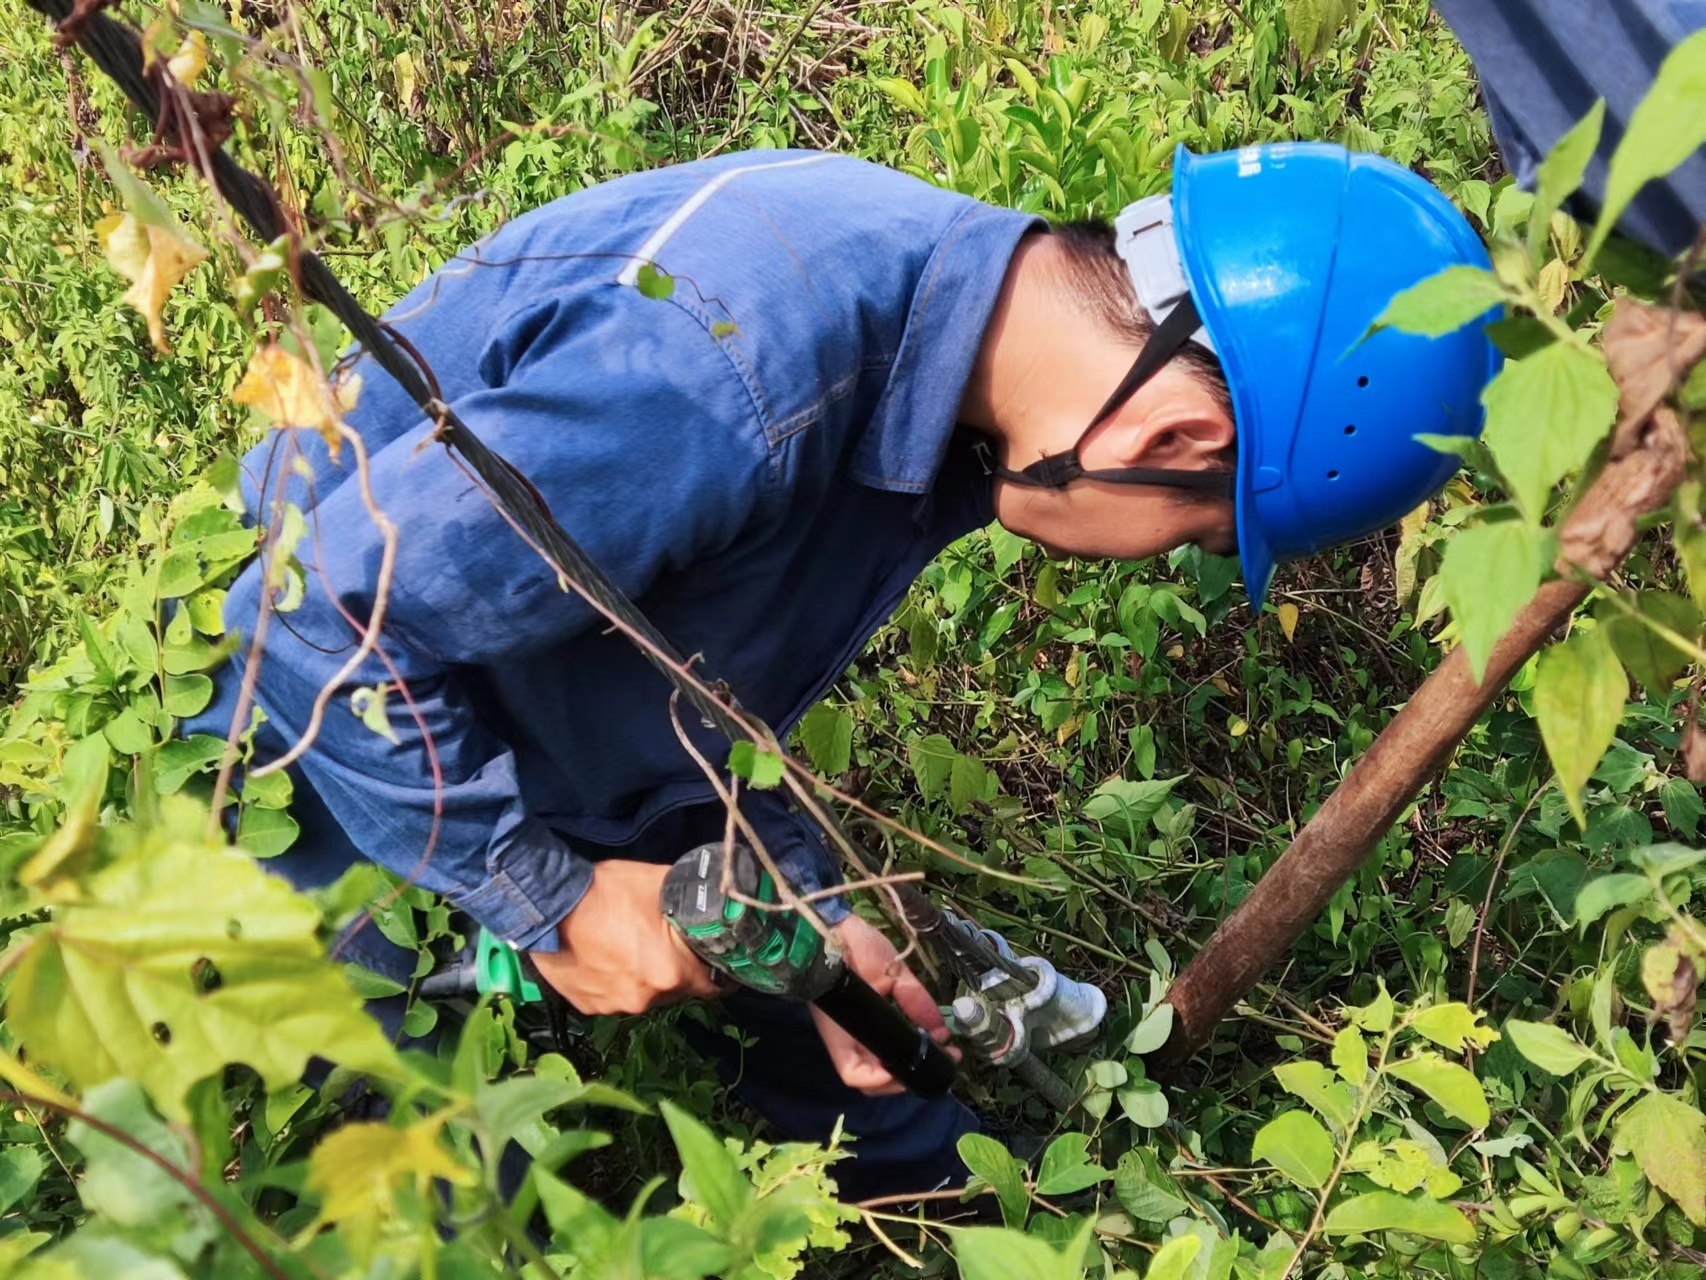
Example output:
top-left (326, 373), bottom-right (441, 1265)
top-left (223, 284), bottom-right (772, 951)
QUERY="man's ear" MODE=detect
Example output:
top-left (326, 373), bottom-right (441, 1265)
top-left (1099, 401), bottom-right (1235, 469)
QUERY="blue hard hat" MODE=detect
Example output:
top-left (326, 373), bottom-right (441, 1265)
top-left (1169, 143), bottom-right (1502, 611)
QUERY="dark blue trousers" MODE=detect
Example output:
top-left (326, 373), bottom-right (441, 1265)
top-left (277, 760), bottom-right (979, 1200)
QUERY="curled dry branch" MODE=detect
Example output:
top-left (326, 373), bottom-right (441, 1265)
top-left (1154, 300), bottom-right (1698, 1071)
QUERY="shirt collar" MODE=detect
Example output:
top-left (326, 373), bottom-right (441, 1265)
top-left (851, 204), bottom-right (1043, 495)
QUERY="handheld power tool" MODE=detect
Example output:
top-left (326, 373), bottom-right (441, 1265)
top-left (422, 842), bottom-right (957, 1098)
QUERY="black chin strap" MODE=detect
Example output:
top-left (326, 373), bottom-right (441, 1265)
top-left (981, 294), bottom-right (1234, 499)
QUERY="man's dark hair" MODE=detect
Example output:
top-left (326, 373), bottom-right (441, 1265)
top-left (1050, 219), bottom-right (1234, 424)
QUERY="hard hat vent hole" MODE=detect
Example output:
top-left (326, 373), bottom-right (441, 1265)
top-left (1327, 469), bottom-right (1341, 481)
top-left (1357, 375), bottom-right (1370, 388)
top-left (1344, 424), bottom-right (1357, 436)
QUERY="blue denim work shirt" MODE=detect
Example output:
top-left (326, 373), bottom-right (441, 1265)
top-left (188, 151), bottom-right (1039, 953)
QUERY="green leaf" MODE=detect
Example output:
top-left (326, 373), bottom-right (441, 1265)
top-left (1369, 265), bottom-right (1506, 338)
top-left (1535, 629), bottom-right (1629, 828)
top-left (1252, 1110), bottom-right (1335, 1189)
top-left (640, 1216), bottom-right (736, 1280)
top-left (237, 802), bottom-right (300, 858)
top-left (949, 1226), bottom-right (1078, 1280)
top-left (1384, 1053), bottom-right (1490, 1128)
top-left (1118, 1078), bottom-right (1170, 1128)
top-left (0, 1147), bottom-right (42, 1217)
top-left (1613, 1092), bottom-right (1706, 1226)
top-left (1529, 100), bottom-right (1604, 263)
top-left (908, 733), bottom-right (957, 801)
top-left (241, 768), bottom-right (293, 811)
top-left (1036, 1132), bottom-right (1111, 1196)
top-left (8, 802), bottom-right (401, 1121)
top-left (1597, 591), bottom-right (1701, 694)
top-left (1660, 778), bottom-right (1704, 837)
top-left (1274, 1060), bottom-right (1357, 1130)
top-left (1332, 1025), bottom-right (1368, 1086)
top-left (1585, 28), bottom-right (1706, 267)
top-left (1126, 1003), bottom-right (1174, 1055)
top-left (950, 754), bottom-right (989, 814)
top-left (154, 735), bottom-right (225, 795)
top-left (1323, 1191), bottom-right (1476, 1243)
top-left (660, 1100), bottom-right (752, 1226)
top-left (634, 261), bottom-right (675, 300)
top-left (103, 705), bottom-right (156, 755)
top-left (1631, 843), bottom-right (1706, 876)
top-left (727, 740), bottom-right (786, 789)
top-left (1409, 1004), bottom-right (1498, 1055)
top-left (1574, 873), bottom-right (1654, 929)
top-left (1143, 1234), bottom-right (1203, 1280)
top-left (68, 1080), bottom-right (212, 1251)
top-left (959, 1132), bottom-right (1029, 1229)
top-left (1083, 776), bottom-right (1181, 842)
top-left (1503, 1020), bottom-right (1594, 1076)
top-left (1440, 520), bottom-right (1550, 682)
top-left (1482, 342), bottom-right (1618, 521)
top-left (161, 672), bottom-right (213, 718)
top-left (796, 704), bottom-right (854, 777)
top-left (1114, 1149), bottom-right (1189, 1223)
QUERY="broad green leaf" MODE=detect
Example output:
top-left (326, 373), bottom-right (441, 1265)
top-left (639, 1216), bottom-right (735, 1280)
top-left (1481, 342), bottom-right (1618, 521)
top-left (1535, 629), bottom-right (1629, 827)
top-left (66, 1080), bottom-right (210, 1250)
top-left (0, 1147), bottom-right (43, 1216)
top-left (950, 754), bottom-right (989, 813)
top-left (1368, 265), bottom-right (1505, 338)
top-left (727, 740), bottom-right (785, 789)
top-left (1252, 1110), bottom-right (1336, 1189)
top-left (1440, 520), bottom-right (1550, 682)
top-left (8, 800), bottom-right (401, 1120)
top-left (959, 1132), bottom-right (1029, 1229)
top-left (796, 703), bottom-right (854, 777)
top-left (237, 802), bottom-right (300, 858)
top-left (1114, 1149), bottom-right (1189, 1223)
top-left (1597, 591), bottom-right (1701, 693)
top-left (1126, 1003), bottom-right (1174, 1055)
top-left (1529, 101), bottom-right (1604, 263)
top-left (1118, 1078), bottom-right (1170, 1128)
top-left (949, 1226), bottom-right (1078, 1280)
top-left (1585, 28), bottom-right (1706, 266)
top-left (1331, 1025), bottom-right (1367, 1086)
top-left (661, 1100), bottom-right (752, 1226)
top-left (1612, 1092), bottom-right (1706, 1226)
top-left (1574, 873), bottom-right (1654, 929)
top-left (1631, 843), bottom-right (1706, 876)
top-left (1144, 1235), bottom-right (1203, 1280)
top-left (1503, 1020), bottom-right (1594, 1076)
top-left (1083, 776), bottom-right (1181, 842)
top-left (1323, 1191), bottom-right (1476, 1243)
top-left (1409, 1004), bottom-right (1498, 1055)
top-left (908, 733), bottom-right (957, 801)
top-left (1273, 1060), bottom-right (1357, 1130)
top-left (1385, 1053), bottom-right (1490, 1129)
top-left (154, 735), bottom-right (226, 795)
top-left (161, 673), bottom-right (212, 718)
top-left (1037, 1132), bottom-right (1111, 1195)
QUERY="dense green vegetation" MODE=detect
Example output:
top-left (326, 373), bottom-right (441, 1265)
top-left (0, 2), bottom-right (1702, 1278)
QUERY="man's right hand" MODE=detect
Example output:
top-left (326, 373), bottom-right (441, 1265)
top-left (528, 860), bottom-right (721, 1014)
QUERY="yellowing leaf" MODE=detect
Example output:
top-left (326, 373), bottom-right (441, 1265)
top-left (166, 31), bottom-right (208, 84)
top-left (1409, 1003), bottom-right (1499, 1055)
top-left (97, 212), bottom-right (209, 353)
top-left (308, 1114), bottom-right (474, 1237)
top-left (1323, 1190), bottom-right (1476, 1243)
top-left (1613, 1092), bottom-right (1706, 1226)
top-left (232, 344), bottom-right (360, 457)
top-left (7, 797), bottom-right (402, 1120)
top-left (1332, 1025), bottom-right (1367, 1087)
top-left (1277, 602), bottom-right (1299, 642)
top-left (1385, 1052), bottom-right (1490, 1129)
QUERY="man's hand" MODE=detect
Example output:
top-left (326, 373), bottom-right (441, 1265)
top-left (529, 860), bottom-right (720, 1014)
top-left (811, 915), bottom-right (958, 1096)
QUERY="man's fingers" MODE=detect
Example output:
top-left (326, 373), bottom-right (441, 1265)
top-left (888, 965), bottom-right (948, 1038)
top-left (812, 1006), bottom-right (903, 1095)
